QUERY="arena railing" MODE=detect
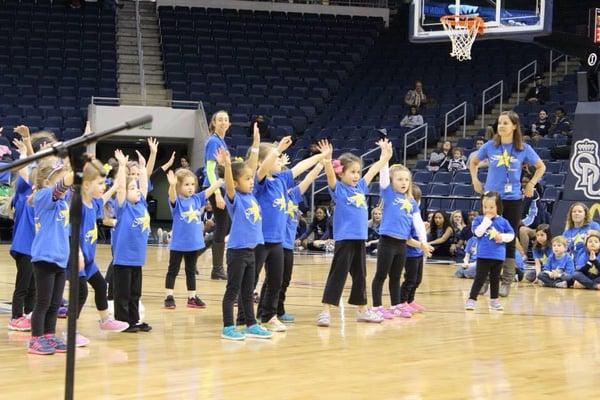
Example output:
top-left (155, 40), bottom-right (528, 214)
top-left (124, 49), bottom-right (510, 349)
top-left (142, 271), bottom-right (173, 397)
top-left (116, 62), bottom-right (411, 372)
top-left (238, 0), bottom-right (388, 9)
top-left (90, 97), bottom-right (204, 109)
top-left (548, 50), bottom-right (569, 86)
top-left (444, 101), bottom-right (467, 141)
top-left (135, 0), bottom-right (147, 105)
top-left (481, 80), bottom-right (504, 128)
top-left (516, 60), bottom-right (538, 105)
top-left (403, 123), bottom-right (428, 166)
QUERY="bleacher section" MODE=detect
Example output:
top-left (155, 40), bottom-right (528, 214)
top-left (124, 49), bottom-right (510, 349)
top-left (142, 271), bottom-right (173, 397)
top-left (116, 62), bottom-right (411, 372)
top-left (0, 0), bottom-right (117, 142)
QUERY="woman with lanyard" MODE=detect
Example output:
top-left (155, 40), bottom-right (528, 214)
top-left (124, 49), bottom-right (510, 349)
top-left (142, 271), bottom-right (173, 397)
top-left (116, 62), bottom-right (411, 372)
top-left (203, 110), bottom-right (231, 280)
top-left (469, 111), bottom-right (546, 297)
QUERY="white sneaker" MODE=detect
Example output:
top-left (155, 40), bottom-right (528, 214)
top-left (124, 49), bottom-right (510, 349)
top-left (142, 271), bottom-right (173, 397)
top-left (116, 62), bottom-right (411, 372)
top-left (356, 308), bottom-right (384, 323)
top-left (263, 316), bottom-right (287, 332)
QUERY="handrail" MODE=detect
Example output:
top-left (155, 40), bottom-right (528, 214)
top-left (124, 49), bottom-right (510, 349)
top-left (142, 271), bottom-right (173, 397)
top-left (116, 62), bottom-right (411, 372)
top-left (481, 80), bottom-right (503, 128)
top-left (403, 123), bottom-right (428, 166)
top-left (444, 101), bottom-right (467, 141)
top-left (548, 50), bottom-right (569, 86)
top-left (516, 60), bottom-right (537, 105)
top-left (309, 146), bottom-right (381, 216)
top-left (90, 96), bottom-right (202, 107)
top-left (135, 0), bottom-right (147, 106)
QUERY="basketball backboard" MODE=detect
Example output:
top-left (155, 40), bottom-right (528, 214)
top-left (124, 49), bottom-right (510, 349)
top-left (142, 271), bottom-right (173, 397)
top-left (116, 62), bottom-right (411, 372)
top-left (410, 0), bottom-right (553, 42)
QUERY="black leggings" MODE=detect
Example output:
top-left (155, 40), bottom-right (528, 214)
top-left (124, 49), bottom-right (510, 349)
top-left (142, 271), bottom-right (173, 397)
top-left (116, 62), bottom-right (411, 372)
top-left (246, 243), bottom-right (284, 323)
top-left (371, 236), bottom-right (406, 307)
top-left (469, 258), bottom-right (503, 300)
top-left (502, 199), bottom-right (523, 259)
top-left (208, 191), bottom-right (230, 268)
top-left (106, 259), bottom-right (114, 300)
top-left (76, 271), bottom-right (109, 319)
top-left (31, 262), bottom-right (66, 337)
top-left (165, 250), bottom-right (199, 291)
top-left (400, 256), bottom-right (423, 304)
top-left (278, 248), bottom-right (294, 316)
top-left (113, 265), bottom-right (142, 326)
top-left (222, 248), bottom-right (256, 327)
top-left (322, 240), bottom-right (367, 307)
top-left (10, 251), bottom-right (35, 319)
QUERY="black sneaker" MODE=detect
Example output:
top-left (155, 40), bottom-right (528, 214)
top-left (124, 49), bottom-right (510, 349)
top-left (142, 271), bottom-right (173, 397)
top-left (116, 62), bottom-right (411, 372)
top-left (211, 266), bottom-right (227, 280)
top-left (135, 322), bottom-right (152, 332)
top-left (164, 295), bottom-right (176, 309)
top-left (123, 325), bottom-right (140, 333)
top-left (187, 296), bottom-right (207, 309)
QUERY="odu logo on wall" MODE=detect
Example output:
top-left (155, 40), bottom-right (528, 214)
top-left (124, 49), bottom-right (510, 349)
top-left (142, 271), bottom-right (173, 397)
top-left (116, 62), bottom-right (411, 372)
top-left (570, 139), bottom-right (600, 200)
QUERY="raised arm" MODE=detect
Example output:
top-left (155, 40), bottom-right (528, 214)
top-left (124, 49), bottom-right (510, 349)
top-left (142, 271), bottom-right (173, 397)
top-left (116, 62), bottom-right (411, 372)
top-left (101, 181), bottom-right (119, 205)
top-left (319, 141), bottom-right (336, 190)
top-left (291, 140), bottom-right (331, 179)
top-left (363, 139), bottom-right (393, 185)
top-left (204, 177), bottom-right (224, 198)
top-left (160, 151), bottom-right (176, 172)
top-left (12, 138), bottom-right (30, 181)
top-left (297, 163), bottom-right (323, 194)
top-left (114, 149), bottom-right (129, 206)
top-left (146, 137), bottom-right (158, 177)
top-left (257, 136), bottom-right (292, 181)
top-left (215, 148), bottom-right (234, 200)
top-left (166, 170), bottom-right (177, 205)
top-left (136, 150), bottom-right (148, 198)
top-left (14, 125), bottom-right (34, 156)
top-left (245, 123), bottom-right (260, 174)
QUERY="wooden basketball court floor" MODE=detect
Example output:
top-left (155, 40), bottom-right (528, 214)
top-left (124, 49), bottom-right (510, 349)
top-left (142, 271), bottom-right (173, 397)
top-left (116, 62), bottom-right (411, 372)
top-left (0, 243), bottom-right (599, 399)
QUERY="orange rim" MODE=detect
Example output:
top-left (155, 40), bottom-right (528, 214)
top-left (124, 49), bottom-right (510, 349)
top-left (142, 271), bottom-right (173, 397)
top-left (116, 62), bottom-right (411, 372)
top-left (441, 15), bottom-right (485, 34)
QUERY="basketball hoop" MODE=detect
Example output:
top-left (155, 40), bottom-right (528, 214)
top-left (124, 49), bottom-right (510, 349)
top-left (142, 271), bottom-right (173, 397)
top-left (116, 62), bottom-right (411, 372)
top-left (441, 15), bottom-right (485, 62)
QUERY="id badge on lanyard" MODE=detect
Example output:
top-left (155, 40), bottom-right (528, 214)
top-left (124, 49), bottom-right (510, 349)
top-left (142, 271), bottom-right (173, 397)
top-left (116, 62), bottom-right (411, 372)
top-left (503, 145), bottom-right (514, 194)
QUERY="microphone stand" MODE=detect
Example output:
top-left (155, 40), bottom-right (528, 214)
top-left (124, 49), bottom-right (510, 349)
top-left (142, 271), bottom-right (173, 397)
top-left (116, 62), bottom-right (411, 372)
top-left (0, 115), bottom-right (153, 400)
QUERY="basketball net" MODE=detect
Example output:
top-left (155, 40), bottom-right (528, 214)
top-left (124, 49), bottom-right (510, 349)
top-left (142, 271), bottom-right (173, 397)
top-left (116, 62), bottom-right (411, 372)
top-left (441, 15), bottom-right (484, 62)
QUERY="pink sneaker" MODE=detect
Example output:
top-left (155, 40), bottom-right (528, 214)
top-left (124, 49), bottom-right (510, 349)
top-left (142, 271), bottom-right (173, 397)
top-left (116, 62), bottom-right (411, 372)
top-left (373, 306), bottom-right (394, 320)
top-left (75, 332), bottom-right (90, 347)
top-left (8, 316), bottom-right (31, 331)
top-left (392, 304), bottom-right (412, 318)
top-left (99, 316), bottom-right (129, 332)
top-left (409, 301), bottom-right (426, 313)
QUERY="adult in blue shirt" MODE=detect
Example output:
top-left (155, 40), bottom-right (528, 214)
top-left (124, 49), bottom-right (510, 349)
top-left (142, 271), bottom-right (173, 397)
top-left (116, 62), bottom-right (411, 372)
top-left (202, 111), bottom-right (231, 280)
top-left (469, 111), bottom-right (546, 297)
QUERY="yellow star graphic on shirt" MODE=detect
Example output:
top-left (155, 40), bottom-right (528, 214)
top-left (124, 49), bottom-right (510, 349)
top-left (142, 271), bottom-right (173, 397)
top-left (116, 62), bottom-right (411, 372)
top-left (273, 195), bottom-right (286, 211)
top-left (540, 254), bottom-right (548, 265)
top-left (399, 198), bottom-right (413, 213)
top-left (487, 227), bottom-right (499, 240)
top-left (245, 199), bottom-right (261, 223)
top-left (347, 193), bottom-right (367, 209)
top-left (134, 210), bottom-right (150, 233)
top-left (286, 199), bottom-right (299, 220)
top-left (86, 223), bottom-right (97, 244)
top-left (572, 233), bottom-right (585, 247)
top-left (34, 221), bottom-right (41, 233)
top-left (590, 265), bottom-right (598, 276)
top-left (495, 150), bottom-right (514, 168)
top-left (59, 208), bottom-right (69, 227)
top-left (181, 205), bottom-right (201, 224)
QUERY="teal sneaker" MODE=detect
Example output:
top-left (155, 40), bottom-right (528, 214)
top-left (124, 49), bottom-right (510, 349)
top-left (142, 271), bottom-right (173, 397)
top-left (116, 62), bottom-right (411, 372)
top-left (221, 326), bottom-right (245, 341)
top-left (244, 324), bottom-right (272, 339)
top-left (278, 313), bottom-right (295, 323)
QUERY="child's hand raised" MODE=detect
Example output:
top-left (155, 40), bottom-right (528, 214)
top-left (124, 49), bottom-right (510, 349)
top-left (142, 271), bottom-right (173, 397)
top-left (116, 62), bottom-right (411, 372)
top-left (13, 125), bottom-right (30, 138)
top-left (114, 149), bottom-right (128, 165)
top-left (252, 122), bottom-right (261, 146)
top-left (215, 147), bottom-right (231, 166)
top-left (166, 170), bottom-right (177, 186)
top-left (316, 140), bottom-right (332, 160)
top-left (280, 152), bottom-right (290, 167)
top-left (147, 137), bottom-right (159, 153)
top-left (12, 138), bottom-right (27, 156)
top-left (377, 138), bottom-right (393, 160)
top-left (135, 150), bottom-right (147, 169)
top-left (277, 136), bottom-right (293, 153)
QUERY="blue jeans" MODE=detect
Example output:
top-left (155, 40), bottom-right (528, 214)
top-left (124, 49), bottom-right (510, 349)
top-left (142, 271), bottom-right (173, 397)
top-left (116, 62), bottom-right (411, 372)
top-left (537, 272), bottom-right (573, 287)
top-left (573, 271), bottom-right (600, 289)
top-left (455, 264), bottom-right (476, 279)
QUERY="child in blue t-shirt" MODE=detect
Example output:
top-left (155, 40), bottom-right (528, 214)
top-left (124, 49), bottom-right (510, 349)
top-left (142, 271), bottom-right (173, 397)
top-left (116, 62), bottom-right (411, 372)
top-left (112, 150), bottom-right (151, 332)
top-left (456, 236), bottom-right (478, 279)
top-left (538, 235), bottom-right (575, 288)
top-left (163, 168), bottom-right (222, 310)
top-left (526, 224), bottom-right (552, 283)
top-left (317, 139), bottom-right (393, 327)
top-left (215, 147), bottom-right (272, 341)
top-left (465, 192), bottom-right (515, 311)
top-left (28, 156), bottom-right (74, 355)
top-left (73, 159), bottom-right (129, 345)
top-left (371, 163), bottom-right (431, 320)
top-left (573, 231), bottom-right (600, 290)
top-left (563, 202), bottom-right (600, 264)
top-left (242, 136), bottom-right (329, 332)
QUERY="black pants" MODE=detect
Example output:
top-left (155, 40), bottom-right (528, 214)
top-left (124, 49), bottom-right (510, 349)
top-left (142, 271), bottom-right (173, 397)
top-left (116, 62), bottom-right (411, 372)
top-left (208, 191), bottom-right (230, 268)
top-left (106, 260), bottom-right (114, 301)
top-left (165, 250), bottom-right (199, 291)
top-left (322, 240), bottom-right (367, 306)
top-left (502, 199), bottom-right (523, 259)
top-left (400, 255), bottom-right (423, 304)
top-left (469, 258), bottom-right (503, 300)
top-left (372, 236), bottom-right (407, 307)
top-left (31, 262), bottom-right (66, 337)
top-left (222, 248), bottom-right (256, 327)
top-left (248, 243), bottom-right (284, 323)
top-left (113, 265), bottom-right (142, 326)
top-left (76, 271), bottom-right (109, 319)
top-left (278, 248), bottom-right (294, 316)
top-left (11, 251), bottom-right (35, 319)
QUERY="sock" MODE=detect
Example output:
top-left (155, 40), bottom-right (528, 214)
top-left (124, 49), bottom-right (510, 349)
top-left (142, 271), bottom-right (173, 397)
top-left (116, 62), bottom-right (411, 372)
top-left (188, 291), bottom-right (196, 298)
top-left (165, 289), bottom-right (174, 297)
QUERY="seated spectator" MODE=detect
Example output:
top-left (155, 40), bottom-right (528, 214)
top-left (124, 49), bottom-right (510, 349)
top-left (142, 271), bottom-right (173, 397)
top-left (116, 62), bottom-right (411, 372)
top-left (295, 213), bottom-right (308, 245)
top-left (573, 231), bottom-right (600, 290)
top-left (449, 210), bottom-right (467, 259)
top-left (548, 107), bottom-right (572, 138)
top-left (447, 148), bottom-right (467, 172)
top-left (525, 74), bottom-right (550, 104)
top-left (180, 156), bottom-right (191, 170)
top-left (297, 206), bottom-right (332, 251)
top-left (366, 207), bottom-right (382, 255)
top-left (530, 109), bottom-right (550, 140)
top-left (456, 236), bottom-right (477, 279)
top-left (467, 137), bottom-right (489, 169)
top-left (427, 210), bottom-right (454, 258)
top-left (404, 80), bottom-right (427, 109)
top-left (427, 140), bottom-right (452, 172)
top-left (400, 106), bottom-right (424, 128)
top-left (537, 236), bottom-right (575, 288)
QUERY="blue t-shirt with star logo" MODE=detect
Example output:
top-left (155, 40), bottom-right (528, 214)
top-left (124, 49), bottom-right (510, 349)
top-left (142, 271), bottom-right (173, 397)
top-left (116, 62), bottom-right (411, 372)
top-left (532, 246), bottom-right (552, 267)
top-left (472, 215), bottom-right (514, 261)
top-left (283, 186), bottom-right (304, 250)
top-left (113, 197), bottom-right (150, 267)
top-left (254, 170), bottom-right (294, 243)
top-left (226, 191), bottom-right (264, 249)
top-left (80, 198), bottom-right (104, 278)
top-left (31, 187), bottom-right (70, 268)
top-left (329, 178), bottom-right (369, 241)
top-left (10, 176), bottom-right (35, 256)
top-left (169, 192), bottom-right (208, 252)
top-left (542, 253), bottom-right (575, 274)
top-left (465, 236), bottom-right (478, 262)
top-left (379, 186), bottom-right (419, 240)
top-left (563, 222), bottom-right (600, 262)
top-left (476, 140), bottom-right (540, 200)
